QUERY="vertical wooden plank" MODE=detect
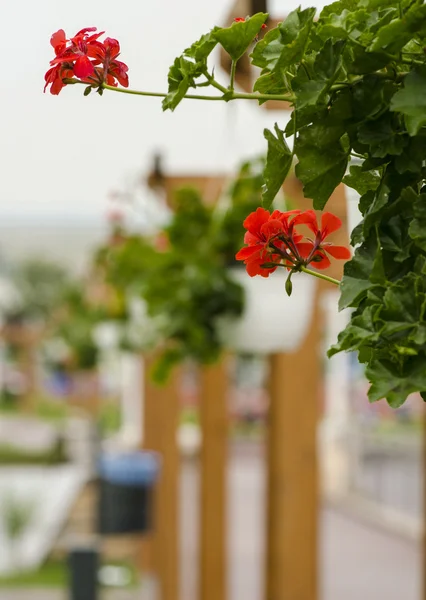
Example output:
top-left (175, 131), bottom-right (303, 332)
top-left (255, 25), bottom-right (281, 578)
top-left (199, 359), bottom-right (228, 600)
top-left (142, 356), bottom-right (180, 600)
top-left (265, 291), bottom-right (321, 600)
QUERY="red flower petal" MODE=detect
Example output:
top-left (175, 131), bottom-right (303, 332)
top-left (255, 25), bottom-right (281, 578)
top-left (104, 37), bottom-right (120, 58)
top-left (243, 207), bottom-right (271, 238)
top-left (321, 212), bottom-right (342, 238)
top-left (324, 244), bottom-right (351, 259)
top-left (243, 231), bottom-right (259, 246)
top-left (246, 261), bottom-right (277, 278)
top-left (74, 27), bottom-right (97, 37)
top-left (260, 219), bottom-right (284, 240)
top-left (293, 210), bottom-right (318, 235)
top-left (74, 55), bottom-right (95, 78)
top-left (236, 246), bottom-right (261, 261)
top-left (50, 76), bottom-right (65, 95)
top-left (294, 242), bottom-right (314, 260)
top-left (51, 29), bottom-right (67, 52)
top-left (310, 252), bottom-right (331, 270)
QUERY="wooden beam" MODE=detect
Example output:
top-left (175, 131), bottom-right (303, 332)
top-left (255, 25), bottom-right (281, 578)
top-left (265, 289), bottom-right (321, 600)
top-left (199, 359), bottom-right (228, 600)
top-left (142, 356), bottom-right (181, 600)
top-left (251, 0), bottom-right (268, 13)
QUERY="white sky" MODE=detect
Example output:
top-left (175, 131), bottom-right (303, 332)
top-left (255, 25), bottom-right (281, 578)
top-left (0, 0), bottom-right (323, 222)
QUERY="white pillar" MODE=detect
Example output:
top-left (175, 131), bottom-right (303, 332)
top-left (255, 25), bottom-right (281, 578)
top-left (320, 289), bottom-right (352, 499)
top-left (120, 352), bottom-right (143, 448)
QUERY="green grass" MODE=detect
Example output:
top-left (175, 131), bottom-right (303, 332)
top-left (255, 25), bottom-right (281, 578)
top-left (0, 559), bottom-right (138, 588)
top-left (372, 418), bottom-right (423, 437)
top-left (99, 401), bottom-right (122, 435)
top-left (0, 560), bottom-right (67, 588)
top-left (0, 441), bottom-right (67, 466)
top-left (0, 395), bottom-right (69, 423)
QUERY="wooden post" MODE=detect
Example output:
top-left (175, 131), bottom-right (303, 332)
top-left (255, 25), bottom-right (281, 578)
top-left (265, 290), bottom-right (321, 600)
top-left (142, 356), bottom-right (180, 600)
top-left (199, 359), bottom-right (228, 600)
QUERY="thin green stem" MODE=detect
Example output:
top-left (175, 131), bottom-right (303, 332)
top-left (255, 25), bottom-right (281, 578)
top-left (102, 84), bottom-right (223, 101)
top-left (229, 60), bottom-right (237, 92)
top-left (232, 91), bottom-right (295, 102)
top-left (101, 83), bottom-right (296, 104)
top-left (300, 266), bottom-right (341, 286)
top-left (202, 70), bottom-right (229, 94)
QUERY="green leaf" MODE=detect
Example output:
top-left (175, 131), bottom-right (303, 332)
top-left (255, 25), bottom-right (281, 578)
top-left (367, 357), bottom-right (426, 407)
top-left (328, 304), bottom-right (381, 357)
top-left (317, 8), bottom-right (369, 40)
top-left (379, 214), bottom-right (413, 262)
top-left (291, 39), bottom-right (345, 109)
top-left (295, 130), bottom-right (348, 209)
top-left (338, 232), bottom-right (385, 309)
top-left (213, 13), bottom-right (268, 62)
top-left (369, 3), bottom-right (426, 55)
top-left (251, 7), bottom-right (316, 71)
top-left (378, 273), bottom-right (426, 337)
top-left (390, 68), bottom-right (426, 136)
top-left (357, 114), bottom-right (407, 158)
top-left (319, 0), bottom-right (359, 18)
top-left (409, 192), bottom-right (426, 251)
top-left (362, 181), bottom-right (390, 236)
top-left (262, 124), bottom-right (293, 209)
top-left (184, 28), bottom-right (220, 61)
top-left (163, 57), bottom-right (204, 111)
top-left (343, 165), bottom-right (381, 196)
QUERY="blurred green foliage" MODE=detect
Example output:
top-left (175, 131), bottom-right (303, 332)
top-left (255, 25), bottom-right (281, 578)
top-left (96, 160), bottom-right (267, 381)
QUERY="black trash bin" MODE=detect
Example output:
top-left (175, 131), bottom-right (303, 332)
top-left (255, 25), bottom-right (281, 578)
top-left (68, 542), bottom-right (99, 600)
top-left (98, 451), bottom-right (160, 535)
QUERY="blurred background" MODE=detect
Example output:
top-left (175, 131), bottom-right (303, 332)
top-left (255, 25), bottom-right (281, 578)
top-left (0, 1), bottom-right (423, 600)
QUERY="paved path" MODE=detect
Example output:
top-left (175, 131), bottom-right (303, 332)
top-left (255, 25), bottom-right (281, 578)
top-left (0, 442), bottom-right (421, 600)
top-left (181, 442), bottom-right (422, 600)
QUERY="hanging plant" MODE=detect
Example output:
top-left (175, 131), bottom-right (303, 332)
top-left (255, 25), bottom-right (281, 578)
top-left (44, 2), bottom-right (426, 406)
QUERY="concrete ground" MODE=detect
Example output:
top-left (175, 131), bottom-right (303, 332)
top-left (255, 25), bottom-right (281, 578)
top-left (0, 442), bottom-right (421, 600)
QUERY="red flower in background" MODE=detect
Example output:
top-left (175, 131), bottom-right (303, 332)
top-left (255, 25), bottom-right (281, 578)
top-left (236, 208), bottom-right (350, 277)
top-left (235, 207), bottom-right (301, 277)
top-left (44, 27), bottom-right (129, 95)
top-left (292, 210), bottom-right (351, 270)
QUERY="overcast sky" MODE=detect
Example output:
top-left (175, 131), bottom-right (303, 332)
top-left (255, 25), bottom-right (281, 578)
top-left (0, 0), bottom-right (326, 223)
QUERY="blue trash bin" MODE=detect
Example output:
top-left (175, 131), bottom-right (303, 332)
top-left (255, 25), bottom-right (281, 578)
top-left (98, 451), bottom-right (161, 535)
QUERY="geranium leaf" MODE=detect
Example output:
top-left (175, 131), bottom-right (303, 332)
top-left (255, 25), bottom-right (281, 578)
top-left (295, 131), bottom-right (348, 209)
top-left (338, 232), bottom-right (385, 310)
top-left (390, 68), bottom-right (426, 136)
top-left (367, 357), bottom-right (426, 407)
top-left (213, 13), bottom-right (268, 62)
top-left (184, 28), bottom-right (220, 61)
top-left (409, 192), bottom-right (426, 251)
top-left (262, 124), bottom-right (292, 209)
top-left (343, 165), bottom-right (381, 196)
top-left (252, 7), bottom-right (316, 70)
top-left (163, 57), bottom-right (204, 111)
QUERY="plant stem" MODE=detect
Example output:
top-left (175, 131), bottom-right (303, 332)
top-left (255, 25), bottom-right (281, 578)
top-left (102, 84), bottom-right (223, 101)
top-left (232, 91), bottom-right (295, 102)
top-left (229, 60), bottom-right (237, 92)
top-left (300, 266), bottom-right (341, 286)
top-left (101, 83), bottom-right (296, 104)
top-left (203, 70), bottom-right (229, 94)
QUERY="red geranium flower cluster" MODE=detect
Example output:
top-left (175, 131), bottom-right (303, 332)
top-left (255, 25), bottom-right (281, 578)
top-left (236, 208), bottom-right (351, 278)
top-left (44, 27), bottom-right (129, 95)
